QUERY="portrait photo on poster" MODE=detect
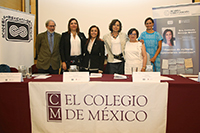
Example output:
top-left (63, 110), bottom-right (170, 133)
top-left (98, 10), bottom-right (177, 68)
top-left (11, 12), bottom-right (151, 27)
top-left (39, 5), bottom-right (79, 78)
top-left (162, 27), bottom-right (175, 47)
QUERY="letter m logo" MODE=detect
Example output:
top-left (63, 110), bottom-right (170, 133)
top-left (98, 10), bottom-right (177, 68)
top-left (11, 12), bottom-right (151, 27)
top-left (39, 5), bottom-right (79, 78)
top-left (46, 91), bottom-right (62, 122)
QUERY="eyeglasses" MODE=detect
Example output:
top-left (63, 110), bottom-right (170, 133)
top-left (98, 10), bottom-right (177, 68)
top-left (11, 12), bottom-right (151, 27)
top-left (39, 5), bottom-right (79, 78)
top-left (130, 33), bottom-right (137, 36)
top-left (48, 25), bottom-right (55, 27)
top-left (146, 22), bottom-right (152, 25)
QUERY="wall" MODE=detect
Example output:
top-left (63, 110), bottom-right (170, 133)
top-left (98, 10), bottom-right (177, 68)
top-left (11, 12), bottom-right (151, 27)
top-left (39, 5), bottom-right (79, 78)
top-left (38, 0), bottom-right (192, 38)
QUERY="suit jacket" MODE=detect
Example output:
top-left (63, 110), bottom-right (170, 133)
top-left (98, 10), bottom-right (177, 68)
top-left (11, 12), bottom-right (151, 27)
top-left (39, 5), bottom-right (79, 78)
top-left (59, 31), bottom-right (86, 67)
top-left (103, 32), bottom-right (127, 62)
top-left (36, 31), bottom-right (61, 70)
top-left (82, 39), bottom-right (105, 71)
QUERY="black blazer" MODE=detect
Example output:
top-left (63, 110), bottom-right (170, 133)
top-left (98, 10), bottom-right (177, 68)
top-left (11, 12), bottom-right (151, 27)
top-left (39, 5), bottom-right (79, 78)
top-left (59, 31), bottom-right (86, 67)
top-left (82, 39), bottom-right (105, 71)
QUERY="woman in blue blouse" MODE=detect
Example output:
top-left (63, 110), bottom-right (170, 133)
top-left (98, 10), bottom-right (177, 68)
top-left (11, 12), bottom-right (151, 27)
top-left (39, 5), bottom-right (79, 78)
top-left (138, 17), bottom-right (163, 72)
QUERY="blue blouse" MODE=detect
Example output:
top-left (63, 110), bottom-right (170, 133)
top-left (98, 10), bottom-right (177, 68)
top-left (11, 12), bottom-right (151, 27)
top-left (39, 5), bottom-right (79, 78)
top-left (138, 31), bottom-right (163, 72)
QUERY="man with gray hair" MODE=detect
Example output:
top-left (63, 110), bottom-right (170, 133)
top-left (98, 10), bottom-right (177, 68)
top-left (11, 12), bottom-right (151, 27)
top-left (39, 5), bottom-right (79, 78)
top-left (35, 19), bottom-right (61, 74)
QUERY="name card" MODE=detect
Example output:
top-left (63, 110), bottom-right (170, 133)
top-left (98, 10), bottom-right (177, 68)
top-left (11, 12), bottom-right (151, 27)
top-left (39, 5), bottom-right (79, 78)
top-left (63, 72), bottom-right (90, 82)
top-left (132, 72), bottom-right (160, 82)
top-left (198, 72), bottom-right (200, 82)
top-left (0, 73), bottom-right (23, 82)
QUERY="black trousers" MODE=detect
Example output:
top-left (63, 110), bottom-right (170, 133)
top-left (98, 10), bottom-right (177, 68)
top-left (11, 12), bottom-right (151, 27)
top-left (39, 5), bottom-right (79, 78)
top-left (105, 61), bottom-right (124, 74)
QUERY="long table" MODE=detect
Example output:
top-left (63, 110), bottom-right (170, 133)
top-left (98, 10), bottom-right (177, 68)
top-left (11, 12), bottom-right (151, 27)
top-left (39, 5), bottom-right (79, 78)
top-left (0, 74), bottom-right (200, 133)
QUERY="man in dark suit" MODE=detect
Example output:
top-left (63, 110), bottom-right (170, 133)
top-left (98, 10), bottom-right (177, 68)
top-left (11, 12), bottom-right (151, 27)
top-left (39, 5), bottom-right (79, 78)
top-left (35, 20), bottom-right (61, 74)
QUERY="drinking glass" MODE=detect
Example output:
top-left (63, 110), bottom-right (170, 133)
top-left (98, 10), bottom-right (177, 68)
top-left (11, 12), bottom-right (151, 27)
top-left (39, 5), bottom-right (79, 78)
top-left (26, 67), bottom-right (32, 79)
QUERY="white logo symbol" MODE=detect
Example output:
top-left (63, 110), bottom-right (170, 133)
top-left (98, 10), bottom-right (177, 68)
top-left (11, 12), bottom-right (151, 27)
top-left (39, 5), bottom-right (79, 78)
top-left (9, 25), bottom-right (28, 38)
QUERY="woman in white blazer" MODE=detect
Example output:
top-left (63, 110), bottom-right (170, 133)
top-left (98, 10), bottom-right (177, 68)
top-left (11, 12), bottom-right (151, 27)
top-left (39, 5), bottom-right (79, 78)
top-left (103, 19), bottom-right (127, 74)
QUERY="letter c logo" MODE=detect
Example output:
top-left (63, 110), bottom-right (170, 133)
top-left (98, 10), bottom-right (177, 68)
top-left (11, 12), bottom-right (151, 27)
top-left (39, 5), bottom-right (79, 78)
top-left (49, 94), bottom-right (59, 105)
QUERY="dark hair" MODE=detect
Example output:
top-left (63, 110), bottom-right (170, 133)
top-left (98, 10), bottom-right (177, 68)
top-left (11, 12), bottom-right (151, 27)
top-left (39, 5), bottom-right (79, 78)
top-left (109, 19), bottom-right (122, 32)
top-left (127, 28), bottom-right (139, 38)
top-left (144, 17), bottom-right (154, 24)
top-left (163, 29), bottom-right (175, 46)
top-left (68, 18), bottom-right (80, 33)
top-left (45, 19), bottom-right (56, 27)
top-left (86, 25), bottom-right (100, 45)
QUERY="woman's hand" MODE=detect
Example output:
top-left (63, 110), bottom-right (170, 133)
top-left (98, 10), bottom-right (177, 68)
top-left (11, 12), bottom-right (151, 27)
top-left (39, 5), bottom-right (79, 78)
top-left (150, 57), bottom-right (156, 63)
top-left (98, 70), bottom-right (103, 73)
top-left (141, 67), bottom-right (146, 72)
top-left (62, 62), bottom-right (67, 70)
top-left (139, 39), bottom-right (144, 44)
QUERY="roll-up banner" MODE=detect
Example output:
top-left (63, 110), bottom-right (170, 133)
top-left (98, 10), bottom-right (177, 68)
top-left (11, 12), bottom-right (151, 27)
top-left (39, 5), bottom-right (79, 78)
top-left (153, 3), bottom-right (200, 75)
top-left (0, 6), bottom-right (35, 68)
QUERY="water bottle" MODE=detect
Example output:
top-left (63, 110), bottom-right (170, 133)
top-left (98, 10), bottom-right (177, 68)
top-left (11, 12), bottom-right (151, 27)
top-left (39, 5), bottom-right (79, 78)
top-left (69, 65), bottom-right (79, 72)
top-left (146, 65), bottom-right (153, 72)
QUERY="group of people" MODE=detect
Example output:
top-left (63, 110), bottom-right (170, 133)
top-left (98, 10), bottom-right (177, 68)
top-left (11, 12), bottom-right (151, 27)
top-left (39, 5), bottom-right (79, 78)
top-left (36, 17), bottom-right (163, 75)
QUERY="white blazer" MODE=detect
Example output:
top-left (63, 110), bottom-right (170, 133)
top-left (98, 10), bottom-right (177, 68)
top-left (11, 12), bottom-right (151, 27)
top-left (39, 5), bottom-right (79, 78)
top-left (103, 32), bottom-right (127, 62)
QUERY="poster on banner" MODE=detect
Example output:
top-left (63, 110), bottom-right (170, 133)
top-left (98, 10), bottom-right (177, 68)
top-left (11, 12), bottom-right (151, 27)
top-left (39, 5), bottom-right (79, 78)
top-left (29, 82), bottom-right (168, 133)
top-left (0, 6), bottom-right (35, 68)
top-left (153, 3), bottom-right (200, 75)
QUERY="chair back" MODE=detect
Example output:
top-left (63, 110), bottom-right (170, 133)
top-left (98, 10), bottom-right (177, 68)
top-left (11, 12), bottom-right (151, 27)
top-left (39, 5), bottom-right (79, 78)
top-left (0, 64), bottom-right (11, 72)
top-left (146, 52), bottom-right (151, 65)
top-left (31, 64), bottom-right (38, 74)
top-left (10, 67), bottom-right (18, 72)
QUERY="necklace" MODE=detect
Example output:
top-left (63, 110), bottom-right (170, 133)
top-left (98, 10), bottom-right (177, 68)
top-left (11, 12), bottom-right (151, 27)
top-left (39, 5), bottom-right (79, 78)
top-left (111, 33), bottom-right (119, 39)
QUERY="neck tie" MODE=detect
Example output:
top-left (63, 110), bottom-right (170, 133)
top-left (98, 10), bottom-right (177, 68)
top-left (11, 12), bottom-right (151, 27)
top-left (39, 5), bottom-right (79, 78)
top-left (50, 34), bottom-right (53, 53)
